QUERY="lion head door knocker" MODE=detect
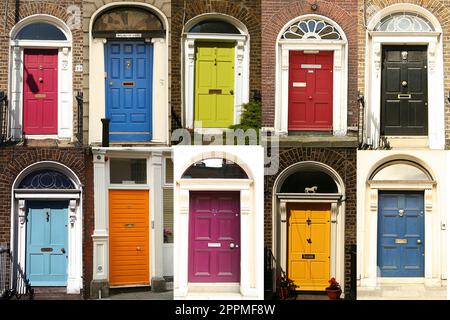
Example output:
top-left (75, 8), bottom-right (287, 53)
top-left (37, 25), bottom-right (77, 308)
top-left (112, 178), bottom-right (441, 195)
top-left (401, 51), bottom-right (408, 61)
top-left (402, 80), bottom-right (408, 87)
top-left (304, 186), bottom-right (318, 193)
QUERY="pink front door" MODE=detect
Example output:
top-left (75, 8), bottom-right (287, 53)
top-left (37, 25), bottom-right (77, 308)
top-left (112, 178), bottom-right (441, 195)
top-left (189, 191), bottom-right (240, 283)
top-left (23, 49), bottom-right (58, 135)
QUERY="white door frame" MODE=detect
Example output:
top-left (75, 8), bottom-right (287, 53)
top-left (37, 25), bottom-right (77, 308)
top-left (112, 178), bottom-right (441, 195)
top-left (271, 161), bottom-right (346, 295)
top-left (364, 4), bottom-right (444, 149)
top-left (10, 161), bottom-right (83, 294)
top-left (275, 14), bottom-right (348, 136)
top-left (360, 181), bottom-right (443, 287)
top-left (182, 14), bottom-right (250, 131)
top-left (88, 3), bottom-right (170, 145)
top-left (8, 14), bottom-right (73, 141)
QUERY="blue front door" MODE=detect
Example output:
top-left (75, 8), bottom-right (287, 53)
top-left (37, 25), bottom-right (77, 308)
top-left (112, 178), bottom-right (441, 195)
top-left (105, 41), bottom-right (153, 141)
top-left (26, 201), bottom-right (68, 286)
top-left (378, 192), bottom-right (424, 277)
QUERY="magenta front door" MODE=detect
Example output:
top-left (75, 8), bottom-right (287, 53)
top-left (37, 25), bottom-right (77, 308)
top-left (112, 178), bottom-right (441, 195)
top-left (23, 49), bottom-right (58, 135)
top-left (189, 191), bottom-right (240, 283)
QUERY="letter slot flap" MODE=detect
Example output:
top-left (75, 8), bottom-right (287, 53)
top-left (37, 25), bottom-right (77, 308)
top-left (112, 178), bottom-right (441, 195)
top-left (207, 243), bottom-right (221, 248)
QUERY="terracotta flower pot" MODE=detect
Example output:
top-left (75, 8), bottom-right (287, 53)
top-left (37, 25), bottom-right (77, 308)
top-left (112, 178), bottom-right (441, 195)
top-left (326, 289), bottom-right (342, 300)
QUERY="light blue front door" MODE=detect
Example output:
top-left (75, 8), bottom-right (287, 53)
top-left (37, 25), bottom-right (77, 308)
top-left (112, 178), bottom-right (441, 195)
top-left (26, 201), bottom-right (68, 286)
top-left (105, 41), bottom-right (153, 141)
top-left (378, 192), bottom-right (424, 277)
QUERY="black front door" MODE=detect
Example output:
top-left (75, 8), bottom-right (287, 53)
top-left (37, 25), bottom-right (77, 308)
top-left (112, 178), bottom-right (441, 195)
top-left (381, 45), bottom-right (428, 136)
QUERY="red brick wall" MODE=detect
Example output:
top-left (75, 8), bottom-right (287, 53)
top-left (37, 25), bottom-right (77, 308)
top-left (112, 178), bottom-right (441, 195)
top-left (171, 0), bottom-right (261, 130)
top-left (264, 147), bottom-right (357, 297)
top-left (261, 0), bottom-right (358, 129)
top-left (0, 0), bottom-right (83, 139)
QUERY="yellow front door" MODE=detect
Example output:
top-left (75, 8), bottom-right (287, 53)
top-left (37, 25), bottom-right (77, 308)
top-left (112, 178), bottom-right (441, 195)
top-left (288, 203), bottom-right (330, 291)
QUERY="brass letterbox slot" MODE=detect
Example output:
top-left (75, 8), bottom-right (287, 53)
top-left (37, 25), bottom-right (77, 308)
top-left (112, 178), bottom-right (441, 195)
top-left (209, 89), bottom-right (222, 94)
top-left (122, 81), bottom-right (135, 87)
top-left (395, 239), bottom-right (408, 244)
top-left (124, 223), bottom-right (135, 228)
top-left (302, 254), bottom-right (315, 259)
top-left (397, 94), bottom-right (411, 99)
top-left (34, 93), bottom-right (47, 99)
top-left (40, 247), bottom-right (53, 252)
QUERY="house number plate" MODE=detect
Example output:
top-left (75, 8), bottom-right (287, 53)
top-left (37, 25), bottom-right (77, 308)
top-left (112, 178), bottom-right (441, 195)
top-left (302, 254), bottom-right (315, 259)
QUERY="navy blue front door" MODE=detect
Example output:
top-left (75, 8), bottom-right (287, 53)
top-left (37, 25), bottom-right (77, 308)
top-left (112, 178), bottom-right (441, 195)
top-left (26, 201), bottom-right (68, 286)
top-left (378, 192), bottom-right (424, 277)
top-left (105, 41), bottom-right (153, 141)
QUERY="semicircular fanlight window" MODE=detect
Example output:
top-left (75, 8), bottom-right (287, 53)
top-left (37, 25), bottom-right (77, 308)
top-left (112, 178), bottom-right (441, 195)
top-left (280, 171), bottom-right (338, 193)
top-left (371, 162), bottom-right (431, 181)
top-left (281, 19), bottom-right (342, 40)
top-left (18, 170), bottom-right (75, 189)
top-left (15, 22), bottom-right (67, 41)
top-left (375, 13), bottom-right (434, 32)
top-left (182, 158), bottom-right (248, 179)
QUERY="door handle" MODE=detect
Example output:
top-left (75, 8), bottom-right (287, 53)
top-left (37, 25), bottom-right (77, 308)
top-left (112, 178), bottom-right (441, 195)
top-left (136, 246), bottom-right (141, 251)
top-left (230, 243), bottom-right (235, 248)
top-left (417, 239), bottom-right (422, 245)
top-left (109, 81), bottom-right (113, 87)
top-left (61, 248), bottom-right (66, 254)
top-left (308, 96), bottom-right (313, 100)
top-left (39, 77), bottom-right (43, 83)
top-left (307, 238), bottom-right (312, 244)
top-left (230, 90), bottom-right (234, 95)
top-left (398, 209), bottom-right (405, 217)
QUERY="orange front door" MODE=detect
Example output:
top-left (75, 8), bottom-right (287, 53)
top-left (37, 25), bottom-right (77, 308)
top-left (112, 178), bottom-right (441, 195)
top-left (287, 203), bottom-right (330, 291)
top-left (109, 190), bottom-right (149, 286)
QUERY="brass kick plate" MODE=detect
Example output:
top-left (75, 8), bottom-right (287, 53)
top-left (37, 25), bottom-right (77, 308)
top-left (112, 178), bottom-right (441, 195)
top-left (395, 239), bottom-right (408, 244)
top-left (122, 81), bottom-right (135, 87)
top-left (40, 247), bottom-right (53, 252)
top-left (397, 94), bottom-right (411, 99)
top-left (209, 89), bottom-right (222, 94)
top-left (302, 254), bottom-right (315, 259)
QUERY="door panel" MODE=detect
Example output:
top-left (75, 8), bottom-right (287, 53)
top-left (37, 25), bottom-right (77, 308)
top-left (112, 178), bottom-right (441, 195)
top-left (288, 51), bottom-right (333, 131)
top-left (194, 42), bottom-right (235, 128)
top-left (189, 191), bottom-right (240, 282)
top-left (381, 46), bottom-right (427, 135)
top-left (105, 41), bottom-right (153, 141)
top-left (26, 201), bottom-right (68, 286)
top-left (23, 49), bottom-right (58, 135)
top-left (109, 190), bottom-right (149, 286)
top-left (378, 192), bottom-right (424, 277)
top-left (288, 203), bottom-right (330, 291)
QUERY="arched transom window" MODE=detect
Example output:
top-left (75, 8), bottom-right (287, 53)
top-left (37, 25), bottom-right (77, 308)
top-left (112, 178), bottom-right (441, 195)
top-left (370, 161), bottom-right (432, 181)
top-left (188, 19), bottom-right (240, 34)
top-left (182, 158), bottom-right (248, 179)
top-left (280, 170), bottom-right (338, 194)
top-left (374, 12), bottom-right (434, 32)
top-left (14, 22), bottom-right (67, 41)
top-left (18, 169), bottom-right (75, 189)
top-left (281, 19), bottom-right (342, 40)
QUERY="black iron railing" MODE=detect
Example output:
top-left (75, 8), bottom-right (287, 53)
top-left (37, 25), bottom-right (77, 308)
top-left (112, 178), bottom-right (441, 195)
top-left (0, 246), bottom-right (33, 300)
top-left (0, 91), bottom-right (8, 146)
top-left (357, 91), bottom-right (367, 149)
top-left (76, 92), bottom-right (83, 145)
top-left (171, 109), bottom-right (182, 131)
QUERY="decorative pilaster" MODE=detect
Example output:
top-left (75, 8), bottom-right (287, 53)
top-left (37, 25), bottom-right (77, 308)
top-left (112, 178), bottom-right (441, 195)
top-left (373, 43), bottom-right (381, 78)
top-left (185, 39), bottom-right (196, 129)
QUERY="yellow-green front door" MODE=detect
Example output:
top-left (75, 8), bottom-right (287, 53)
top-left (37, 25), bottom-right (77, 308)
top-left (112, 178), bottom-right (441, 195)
top-left (194, 42), bottom-right (235, 128)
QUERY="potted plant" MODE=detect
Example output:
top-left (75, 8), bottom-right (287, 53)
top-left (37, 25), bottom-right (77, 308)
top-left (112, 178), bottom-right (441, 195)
top-left (325, 277), bottom-right (342, 300)
top-left (277, 273), bottom-right (298, 300)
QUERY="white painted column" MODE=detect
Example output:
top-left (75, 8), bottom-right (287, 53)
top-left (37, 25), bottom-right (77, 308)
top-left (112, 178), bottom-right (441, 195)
top-left (151, 152), bottom-right (164, 280)
top-left (366, 188), bottom-right (378, 286)
top-left (16, 200), bottom-right (27, 294)
top-left (151, 39), bottom-right (167, 144)
top-left (58, 47), bottom-right (73, 140)
top-left (67, 199), bottom-right (80, 293)
top-left (330, 202), bottom-right (338, 278)
top-left (333, 48), bottom-right (347, 136)
top-left (424, 188), bottom-right (433, 281)
top-left (235, 40), bottom-right (245, 125)
top-left (279, 201), bottom-right (287, 274)
top-left (185, 39), bottom-right (195, 129)
top-left (239, 188), bottom-right (252, 296)
top-left (369, 41), bottom-right (381, 148)
top-left (92, 151), bottom-right (108, 281)
top-left (88, 39), bottom-right (106, 144)
top-left (279, 48), bottom-right (289, 135)
top-left (174, 188), bottom-right (189, 297)
top-left (10, 46), bottom-right (23, 140)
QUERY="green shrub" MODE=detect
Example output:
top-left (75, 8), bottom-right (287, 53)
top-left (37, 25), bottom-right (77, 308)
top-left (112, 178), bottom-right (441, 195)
top-left (229, 100), bottom-right (261, 130)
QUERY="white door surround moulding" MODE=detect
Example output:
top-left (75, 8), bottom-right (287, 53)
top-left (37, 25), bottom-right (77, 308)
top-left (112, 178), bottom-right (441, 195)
top-left (182, 14), bottom-right (250, 130)
top-left (360, 182), bottom-right (443, 288)
top-left (10, 161), bottom-right (83, 294)
top-left (364, 4), bottom-right (444, 150)
top-left (88, 2), bottom-right (170, 145)
top-left (8, 16), bottom-right (74, 141)
top-left (274, 15), bottom-right (348, 136)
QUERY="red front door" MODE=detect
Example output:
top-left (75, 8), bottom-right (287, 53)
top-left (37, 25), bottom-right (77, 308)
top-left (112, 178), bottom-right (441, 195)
top-left (23, 49), bottom-right (58, 135)
top-left (189, 191), bottom-right (240, 283)
top-left (288, 51), bottom-right (333, 131)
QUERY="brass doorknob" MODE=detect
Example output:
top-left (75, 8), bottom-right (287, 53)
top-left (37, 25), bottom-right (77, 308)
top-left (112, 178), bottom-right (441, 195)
top-left (39, 77), bottom-right (43, 83)
top-left (417, 239), bottom-right (422, 245)
top-left (308, 96), bottom-right (313, 100)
